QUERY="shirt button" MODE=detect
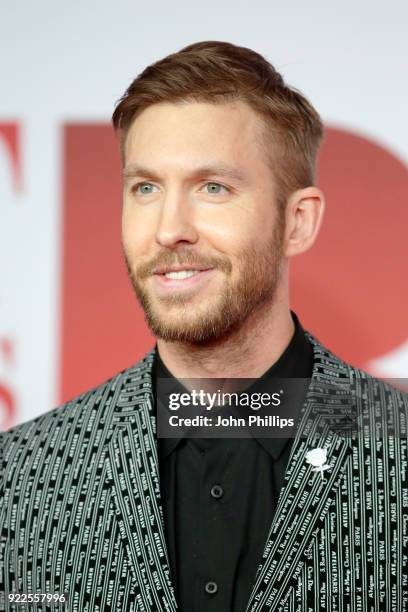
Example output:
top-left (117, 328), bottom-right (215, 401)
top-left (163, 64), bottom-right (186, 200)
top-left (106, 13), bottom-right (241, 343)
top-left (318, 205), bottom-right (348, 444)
top-left (205, 581), bottom-right (218, 595)
top-left (210, 484), bottom-right (224, 499)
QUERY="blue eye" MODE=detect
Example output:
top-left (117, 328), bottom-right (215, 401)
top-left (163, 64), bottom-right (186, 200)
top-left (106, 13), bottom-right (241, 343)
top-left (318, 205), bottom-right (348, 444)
top-left (203, 182), bottom-right (228, 194)
top-left (133, 182), bottom-right (157, 194)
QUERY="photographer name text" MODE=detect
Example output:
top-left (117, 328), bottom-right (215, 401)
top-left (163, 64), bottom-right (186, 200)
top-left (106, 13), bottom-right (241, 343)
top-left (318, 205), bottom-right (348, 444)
top-left (168, 414), bottom-right (294, 428)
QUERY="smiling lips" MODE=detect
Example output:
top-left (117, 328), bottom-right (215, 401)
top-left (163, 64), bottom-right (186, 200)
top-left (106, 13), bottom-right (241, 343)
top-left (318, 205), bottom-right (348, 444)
top-left (163, 270), bottom-right (201, 279)
top-left (152, 267), bottom-right (215, 290)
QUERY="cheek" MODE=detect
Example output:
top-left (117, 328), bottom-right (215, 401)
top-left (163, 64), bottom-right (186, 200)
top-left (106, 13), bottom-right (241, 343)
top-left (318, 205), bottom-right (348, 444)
top-left (121, 204), bottom-right (154, 255)
top-left (196, 207), bottom-right (262, 256)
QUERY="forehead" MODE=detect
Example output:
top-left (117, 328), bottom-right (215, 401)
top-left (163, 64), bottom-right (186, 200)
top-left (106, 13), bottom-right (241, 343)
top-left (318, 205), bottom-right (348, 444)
top-left (124, 100), bottom-right (268, 166)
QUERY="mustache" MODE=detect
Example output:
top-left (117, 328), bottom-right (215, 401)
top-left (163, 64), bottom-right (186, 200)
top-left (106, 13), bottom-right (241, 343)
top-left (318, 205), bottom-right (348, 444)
top-left (126, 248), bottom-right (232, 279)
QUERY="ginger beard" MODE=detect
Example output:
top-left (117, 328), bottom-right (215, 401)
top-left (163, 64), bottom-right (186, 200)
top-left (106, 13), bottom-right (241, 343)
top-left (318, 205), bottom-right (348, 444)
top-left (122, 213), bottom-right (286, 344)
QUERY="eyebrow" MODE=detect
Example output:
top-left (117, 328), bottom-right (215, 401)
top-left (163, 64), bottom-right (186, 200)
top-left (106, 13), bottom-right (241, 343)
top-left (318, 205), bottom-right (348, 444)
top-left (122, 163), bottom-right (248, 185)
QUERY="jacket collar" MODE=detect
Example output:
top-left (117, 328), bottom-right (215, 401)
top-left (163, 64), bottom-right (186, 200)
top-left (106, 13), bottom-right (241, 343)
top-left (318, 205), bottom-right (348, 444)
top-left (106, 331), bottom-right (354, 611)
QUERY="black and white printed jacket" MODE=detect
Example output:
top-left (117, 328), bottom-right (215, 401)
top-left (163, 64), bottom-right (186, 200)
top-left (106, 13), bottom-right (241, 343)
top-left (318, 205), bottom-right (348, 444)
top-left (1, 331), bottom-right (407, 611)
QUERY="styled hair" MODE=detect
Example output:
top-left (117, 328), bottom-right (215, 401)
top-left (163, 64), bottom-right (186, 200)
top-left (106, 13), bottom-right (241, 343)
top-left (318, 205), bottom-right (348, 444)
top-left (112, 41), bottom-right (324, 211)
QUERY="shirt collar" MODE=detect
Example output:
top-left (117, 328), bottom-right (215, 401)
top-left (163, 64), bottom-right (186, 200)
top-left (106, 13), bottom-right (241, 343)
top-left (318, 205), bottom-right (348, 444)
top-left (153, 310), bottom-right (314, 461)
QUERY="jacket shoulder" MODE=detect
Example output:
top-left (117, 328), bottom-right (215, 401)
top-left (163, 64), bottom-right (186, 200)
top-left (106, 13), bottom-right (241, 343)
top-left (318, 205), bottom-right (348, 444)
top-left (305, 330), bottom-right (408, 432)
top-left (2, 349), bottom-right (156, 465)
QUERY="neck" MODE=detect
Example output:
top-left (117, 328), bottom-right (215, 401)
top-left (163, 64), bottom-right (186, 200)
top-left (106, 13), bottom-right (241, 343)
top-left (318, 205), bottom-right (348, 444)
top-left (156, 293), bottom-right (295, 380)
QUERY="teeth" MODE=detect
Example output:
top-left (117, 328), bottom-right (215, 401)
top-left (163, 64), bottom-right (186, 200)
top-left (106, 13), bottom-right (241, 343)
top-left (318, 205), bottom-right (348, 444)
top-left (164, 270), bottom-right (200, 279)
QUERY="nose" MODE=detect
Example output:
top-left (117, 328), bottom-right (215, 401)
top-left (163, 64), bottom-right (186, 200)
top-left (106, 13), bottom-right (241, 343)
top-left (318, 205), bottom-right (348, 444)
top-left (155, 189), bottom-right (199, 249)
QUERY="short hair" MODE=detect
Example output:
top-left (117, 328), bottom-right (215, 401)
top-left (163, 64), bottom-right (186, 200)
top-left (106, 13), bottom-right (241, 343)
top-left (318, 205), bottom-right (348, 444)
top-left (112, 40), bottom-right (324, 211)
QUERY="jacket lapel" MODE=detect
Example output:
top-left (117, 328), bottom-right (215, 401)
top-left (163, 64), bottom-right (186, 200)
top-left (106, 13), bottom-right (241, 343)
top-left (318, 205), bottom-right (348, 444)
top-left (105, 350), bottom-right (178, 611)
top-left (245, 332), bottom-right (355, 611)
top-left (105, 333), bottom-right (355, 612)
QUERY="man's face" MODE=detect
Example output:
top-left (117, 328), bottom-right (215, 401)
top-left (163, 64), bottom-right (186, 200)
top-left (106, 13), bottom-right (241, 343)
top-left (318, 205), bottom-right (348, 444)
top-left (121, 100), bottom-right (286, 343)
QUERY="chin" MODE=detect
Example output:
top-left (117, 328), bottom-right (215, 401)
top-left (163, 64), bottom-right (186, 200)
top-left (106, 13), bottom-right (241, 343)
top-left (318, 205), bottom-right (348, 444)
top-left (147, 306), bottom-right (245, 344)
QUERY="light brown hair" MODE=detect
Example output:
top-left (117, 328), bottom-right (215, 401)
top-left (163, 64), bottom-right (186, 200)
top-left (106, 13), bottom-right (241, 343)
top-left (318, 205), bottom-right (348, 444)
top-left (112, 41), bottom-right (324, 211)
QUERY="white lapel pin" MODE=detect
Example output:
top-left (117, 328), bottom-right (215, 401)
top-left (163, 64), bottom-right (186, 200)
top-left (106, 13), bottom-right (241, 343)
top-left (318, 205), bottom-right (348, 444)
top-left (305, 447), bottom-right (332, 480)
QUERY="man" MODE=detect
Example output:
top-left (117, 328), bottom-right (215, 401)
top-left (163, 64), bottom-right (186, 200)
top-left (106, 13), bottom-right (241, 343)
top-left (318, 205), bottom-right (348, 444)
top-left (1, 41), bottom-right (407, 612)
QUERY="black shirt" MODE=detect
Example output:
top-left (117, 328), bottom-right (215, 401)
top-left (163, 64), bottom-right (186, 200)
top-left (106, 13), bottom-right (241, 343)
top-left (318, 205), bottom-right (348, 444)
top-left (153, 311), bottom-right (314, 612)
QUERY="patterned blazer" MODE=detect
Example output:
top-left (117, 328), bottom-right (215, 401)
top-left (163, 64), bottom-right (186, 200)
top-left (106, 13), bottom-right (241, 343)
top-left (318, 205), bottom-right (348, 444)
top-left (1, 331), bottom-right (407, 612)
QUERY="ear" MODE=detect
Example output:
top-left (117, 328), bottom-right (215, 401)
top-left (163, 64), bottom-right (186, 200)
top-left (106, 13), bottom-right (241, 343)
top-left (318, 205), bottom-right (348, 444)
top-left (283, 186), bottom-right (325, 257)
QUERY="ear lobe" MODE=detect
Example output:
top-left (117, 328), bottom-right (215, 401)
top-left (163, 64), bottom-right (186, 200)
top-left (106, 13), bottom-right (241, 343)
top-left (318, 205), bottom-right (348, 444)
top-left (283, 187), bottom-right (325, 258)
